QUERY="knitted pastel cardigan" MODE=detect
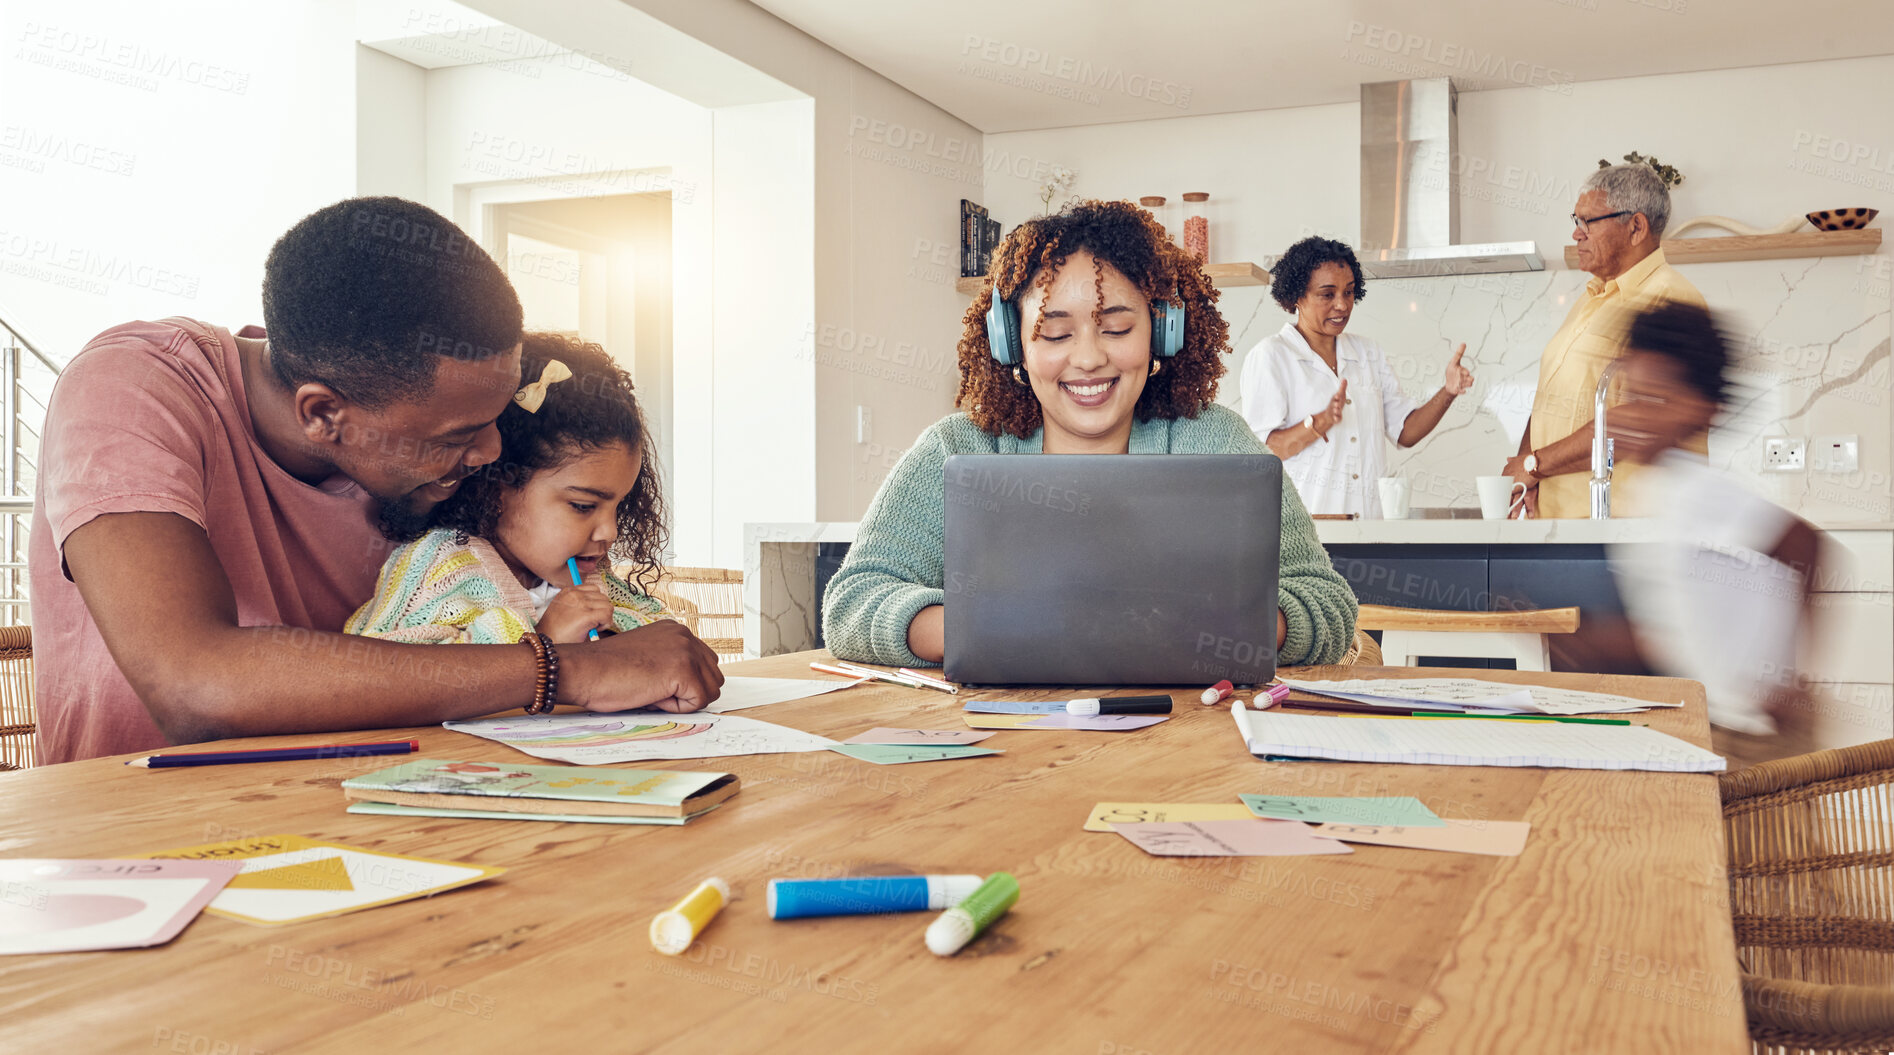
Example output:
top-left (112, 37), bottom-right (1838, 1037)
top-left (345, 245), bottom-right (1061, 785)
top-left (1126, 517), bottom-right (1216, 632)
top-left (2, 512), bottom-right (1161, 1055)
top-left (345, 527), bottom-right (664, 644)
top-left (821, 406), bottom-right (1359, 668)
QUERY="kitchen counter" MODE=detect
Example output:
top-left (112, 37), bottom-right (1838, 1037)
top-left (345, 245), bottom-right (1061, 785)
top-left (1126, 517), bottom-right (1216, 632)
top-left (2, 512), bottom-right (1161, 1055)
top-left (1312, 516), bottom-right (1670, 545)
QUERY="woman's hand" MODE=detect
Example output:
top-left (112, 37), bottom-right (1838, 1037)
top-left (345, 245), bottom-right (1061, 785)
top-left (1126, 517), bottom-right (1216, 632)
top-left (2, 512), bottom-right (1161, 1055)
top-left (1442, 344), bottom-right (1473, 397)
top-left (1309, 379), bottom-right (1348, 438)
top-left (537, 583), bottom-right (615, 644)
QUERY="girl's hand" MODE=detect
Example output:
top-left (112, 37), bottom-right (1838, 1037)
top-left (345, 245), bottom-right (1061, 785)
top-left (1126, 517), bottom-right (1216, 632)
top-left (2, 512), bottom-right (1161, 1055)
top-left (1442, 344), bottom-right (1473, 396)
top-left (537, 583), bottom-right (615, 644)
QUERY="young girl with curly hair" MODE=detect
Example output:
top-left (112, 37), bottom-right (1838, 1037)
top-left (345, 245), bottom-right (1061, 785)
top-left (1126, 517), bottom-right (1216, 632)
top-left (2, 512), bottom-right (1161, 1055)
top-left (823, 199), bottom-right (1358, 668)
top-left (345, 332), bottom-right (670, 645)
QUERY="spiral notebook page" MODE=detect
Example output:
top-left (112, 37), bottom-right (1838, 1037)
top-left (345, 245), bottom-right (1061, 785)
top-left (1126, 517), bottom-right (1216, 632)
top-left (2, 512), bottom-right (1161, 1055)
top-left (1246, 712), bottom-right (1725, 772)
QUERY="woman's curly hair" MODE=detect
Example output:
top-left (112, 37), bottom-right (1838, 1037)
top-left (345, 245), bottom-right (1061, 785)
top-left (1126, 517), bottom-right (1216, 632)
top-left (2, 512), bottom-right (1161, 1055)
top-left (1270, 236), bottom-right (1367, 313)
top-left (957, 199), bottom-right (1231, 438)
top-left (432, 331), bottom-right (668, 591)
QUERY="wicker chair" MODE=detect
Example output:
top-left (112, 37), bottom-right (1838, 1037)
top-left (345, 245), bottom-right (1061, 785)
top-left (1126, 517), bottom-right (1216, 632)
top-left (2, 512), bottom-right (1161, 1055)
top-left (1719, 739), bottom-right (1894, 1053)
top-left (0, 625), bottom-right (34, 770)
top-left (650, 567), bottom-right (744, 663)
top-left (1338, 628), bottom-right (1382, 666)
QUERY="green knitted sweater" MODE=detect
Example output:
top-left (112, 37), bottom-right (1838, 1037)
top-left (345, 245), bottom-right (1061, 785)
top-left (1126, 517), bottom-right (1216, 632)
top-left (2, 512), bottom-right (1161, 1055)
top-left (822, 405), bottom-right (1358, 668)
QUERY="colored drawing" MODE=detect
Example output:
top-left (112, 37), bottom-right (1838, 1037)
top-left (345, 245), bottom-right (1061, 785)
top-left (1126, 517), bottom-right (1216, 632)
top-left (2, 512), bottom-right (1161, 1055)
top-left (446, 711), bottom-right (838, 766)
top-left (473, 719), bottom-right (715, 748)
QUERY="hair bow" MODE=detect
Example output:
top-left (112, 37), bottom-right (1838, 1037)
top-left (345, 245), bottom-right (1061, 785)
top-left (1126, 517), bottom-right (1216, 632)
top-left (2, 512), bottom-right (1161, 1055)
top-left (512, 359), bottom-right (573, 413)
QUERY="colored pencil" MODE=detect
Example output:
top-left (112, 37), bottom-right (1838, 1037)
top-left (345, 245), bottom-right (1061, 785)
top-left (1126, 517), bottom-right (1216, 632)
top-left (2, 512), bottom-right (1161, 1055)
top-left (1408, 711), bottom-right (1635, 726)
top-left (809, 661), bottom-right (916, 690)
top-left (897, 668), bottom-right (959, 694)
top-left (129, 740), bottom-right (419, 769)
top-left (1276, 697), bottom-right (1423, 717)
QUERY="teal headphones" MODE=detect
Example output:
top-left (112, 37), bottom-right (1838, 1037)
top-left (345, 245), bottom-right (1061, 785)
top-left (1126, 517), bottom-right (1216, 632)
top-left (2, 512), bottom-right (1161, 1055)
top-left (984, 286), bottom-right (1187, 368)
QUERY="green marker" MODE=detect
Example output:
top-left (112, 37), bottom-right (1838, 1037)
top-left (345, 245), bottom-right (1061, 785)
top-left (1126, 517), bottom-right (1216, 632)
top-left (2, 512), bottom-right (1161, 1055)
top-left (925, 872), bottom-right (1018, 956)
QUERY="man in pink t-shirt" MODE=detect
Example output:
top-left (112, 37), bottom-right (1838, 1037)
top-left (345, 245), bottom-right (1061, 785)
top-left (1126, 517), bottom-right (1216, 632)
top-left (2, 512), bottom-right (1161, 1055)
top-left (33, 198), bottom-right (722, 763)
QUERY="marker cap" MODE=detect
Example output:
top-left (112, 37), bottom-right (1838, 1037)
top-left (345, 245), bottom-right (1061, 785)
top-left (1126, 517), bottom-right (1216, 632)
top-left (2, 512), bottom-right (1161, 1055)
top-left (1066, 698), bottom-right (1103, 716)
top-left (925, 871), bottom-right (1019, 956)
top-left (925, 909), bottom-right (976, 956)
top-left (650, 876), bottom-right (729, 956)
top-left (1200, 680), bottom-right (1234, 705)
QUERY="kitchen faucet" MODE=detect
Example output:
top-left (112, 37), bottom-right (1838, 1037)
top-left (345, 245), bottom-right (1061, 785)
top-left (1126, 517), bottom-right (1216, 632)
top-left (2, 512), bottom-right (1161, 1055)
top-left (1590, 360), bottom-right (1622, 519)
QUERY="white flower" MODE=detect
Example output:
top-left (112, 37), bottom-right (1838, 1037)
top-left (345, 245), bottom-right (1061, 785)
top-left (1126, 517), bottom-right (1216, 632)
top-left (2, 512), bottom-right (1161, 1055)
top-left (1038, 167), bottom-right (1077, 209)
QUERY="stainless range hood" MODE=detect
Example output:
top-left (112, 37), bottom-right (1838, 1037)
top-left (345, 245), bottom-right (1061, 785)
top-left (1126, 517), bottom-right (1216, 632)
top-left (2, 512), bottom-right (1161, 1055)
top-left (1356, 79), bottom-right (1545, 279)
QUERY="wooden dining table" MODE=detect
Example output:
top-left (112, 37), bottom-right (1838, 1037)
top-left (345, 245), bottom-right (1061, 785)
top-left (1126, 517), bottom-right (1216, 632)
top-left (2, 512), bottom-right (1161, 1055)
top-left (0, 652), bottom-right (1748, 1053)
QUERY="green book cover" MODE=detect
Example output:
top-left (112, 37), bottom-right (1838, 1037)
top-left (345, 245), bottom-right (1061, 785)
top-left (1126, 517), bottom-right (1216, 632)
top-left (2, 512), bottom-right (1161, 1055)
top-left (341, 759), bottom-right (738, 818)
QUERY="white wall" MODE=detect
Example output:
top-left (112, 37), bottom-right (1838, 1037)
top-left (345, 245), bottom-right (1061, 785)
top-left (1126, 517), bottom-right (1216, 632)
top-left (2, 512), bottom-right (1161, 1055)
top-left (983, 55), bottom-right (1894, 523)
top-left (712, 100), bottom-right (818, 557)
top-left (355, 45), bottom-right (426, 200)
top-left (415, 53), bottom-right (732, 561)
top-left (461, 0), bottom-right (983, 525)
top-left (0, 0), bottom-right (358, 361)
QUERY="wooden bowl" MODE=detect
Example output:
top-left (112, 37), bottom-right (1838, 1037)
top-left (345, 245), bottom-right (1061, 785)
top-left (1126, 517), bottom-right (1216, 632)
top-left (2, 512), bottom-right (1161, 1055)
top-left (1805, 208), bottom-right (1879, 231)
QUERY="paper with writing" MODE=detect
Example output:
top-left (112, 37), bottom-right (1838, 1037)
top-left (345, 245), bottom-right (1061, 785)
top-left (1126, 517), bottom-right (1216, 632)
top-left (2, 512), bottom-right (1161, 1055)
top-left (1111, 819), bottom-right (1353, 857)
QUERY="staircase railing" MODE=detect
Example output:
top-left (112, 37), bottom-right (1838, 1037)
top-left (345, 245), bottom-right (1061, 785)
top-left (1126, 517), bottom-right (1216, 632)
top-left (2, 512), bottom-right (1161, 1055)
top-left (0, 311), bottom-right (61, 626)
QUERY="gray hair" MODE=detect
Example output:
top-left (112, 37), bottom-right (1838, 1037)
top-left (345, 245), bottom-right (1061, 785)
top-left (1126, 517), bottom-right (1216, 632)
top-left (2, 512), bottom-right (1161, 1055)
top-left (1581, 164), bottom-right (1671, 240)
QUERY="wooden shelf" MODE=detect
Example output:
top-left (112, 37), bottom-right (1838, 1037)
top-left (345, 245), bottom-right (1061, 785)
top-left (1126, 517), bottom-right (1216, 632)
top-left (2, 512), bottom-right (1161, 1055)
top-left (1202, 261), bottom-right (1272, 287)
top-left (955, 260), bottom-right (1269, 296)
top-left (1561, 227), bottom-right (1880, 268)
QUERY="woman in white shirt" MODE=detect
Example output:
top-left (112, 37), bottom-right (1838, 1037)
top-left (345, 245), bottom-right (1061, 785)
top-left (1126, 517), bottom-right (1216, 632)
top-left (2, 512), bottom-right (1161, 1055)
top-left (1239, 237), bottom-right (1473, 517)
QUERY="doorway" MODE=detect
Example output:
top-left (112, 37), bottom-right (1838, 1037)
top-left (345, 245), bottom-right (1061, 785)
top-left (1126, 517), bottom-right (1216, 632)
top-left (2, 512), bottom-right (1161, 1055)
top-left (481, 193), bottom-right (676, 523)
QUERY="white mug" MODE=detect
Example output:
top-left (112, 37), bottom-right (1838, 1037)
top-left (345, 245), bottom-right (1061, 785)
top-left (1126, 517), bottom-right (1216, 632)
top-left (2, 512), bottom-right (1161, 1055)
top-left (1376, 477), bottom-right (1410, 519)
top-left (1475, 475), bottom-right (1528, 519)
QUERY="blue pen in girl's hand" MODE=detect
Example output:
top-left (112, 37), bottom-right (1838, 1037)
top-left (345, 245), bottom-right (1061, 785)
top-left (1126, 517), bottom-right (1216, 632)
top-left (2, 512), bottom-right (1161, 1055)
top-left (567, 556), bottom-right (600, 641)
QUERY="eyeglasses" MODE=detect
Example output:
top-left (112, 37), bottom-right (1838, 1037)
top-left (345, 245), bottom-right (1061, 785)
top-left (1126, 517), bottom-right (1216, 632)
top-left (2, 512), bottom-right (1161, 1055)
top-left (1572, 210), bottom-right (1633, 234)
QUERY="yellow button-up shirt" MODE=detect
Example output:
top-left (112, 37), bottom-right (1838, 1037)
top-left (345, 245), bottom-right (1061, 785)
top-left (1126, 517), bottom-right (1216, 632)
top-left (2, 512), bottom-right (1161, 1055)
top-left (1530, 247), bottom-right (1706, 518)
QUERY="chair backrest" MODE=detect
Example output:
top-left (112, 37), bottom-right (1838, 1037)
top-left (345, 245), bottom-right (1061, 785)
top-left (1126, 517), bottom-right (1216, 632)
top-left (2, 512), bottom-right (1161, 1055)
top-left (0, 625), bottom-right (34, 770)
top-left (1338, 629), bottom-right (1382, 667)
top-left (652, 567), bottom-right (744, 662)
top-left (1720, 740), bottom-right (1894, 1052)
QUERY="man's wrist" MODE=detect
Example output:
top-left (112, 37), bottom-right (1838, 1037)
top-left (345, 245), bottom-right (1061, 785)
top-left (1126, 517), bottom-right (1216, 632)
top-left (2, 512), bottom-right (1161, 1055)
top-left (1524, 450), bottom-right (1542, 480)
top-left (553, 643), bottom-right (591, 706)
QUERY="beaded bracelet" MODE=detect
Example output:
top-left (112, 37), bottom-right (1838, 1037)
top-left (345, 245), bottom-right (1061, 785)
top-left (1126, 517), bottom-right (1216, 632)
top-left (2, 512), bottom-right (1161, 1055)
top-left (521, 632), bottom-right (560, 714)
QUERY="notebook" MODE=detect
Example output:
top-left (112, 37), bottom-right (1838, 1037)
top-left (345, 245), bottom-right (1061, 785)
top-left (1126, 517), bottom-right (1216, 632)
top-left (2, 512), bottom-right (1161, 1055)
top-left (342, 759), bottom-right (739, 820)
top-left (1235, 709), bottom-right (1725, 773)
top-left (1279, 677), bottom-right (1682, 716)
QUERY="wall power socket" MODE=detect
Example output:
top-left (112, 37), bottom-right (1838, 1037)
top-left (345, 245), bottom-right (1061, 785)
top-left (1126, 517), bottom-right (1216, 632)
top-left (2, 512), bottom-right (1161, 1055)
top-left (1763, 437), bottom-right (1806, 473)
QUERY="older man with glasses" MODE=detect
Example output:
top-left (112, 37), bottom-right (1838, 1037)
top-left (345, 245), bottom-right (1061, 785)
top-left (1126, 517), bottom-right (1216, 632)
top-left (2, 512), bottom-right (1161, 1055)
top-left (1502, 163), bottom-right (1707, 517)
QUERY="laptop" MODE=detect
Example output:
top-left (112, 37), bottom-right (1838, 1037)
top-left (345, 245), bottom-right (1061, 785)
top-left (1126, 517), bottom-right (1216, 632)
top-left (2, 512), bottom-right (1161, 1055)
top-left (942, 454), bottom-right (1281, 687)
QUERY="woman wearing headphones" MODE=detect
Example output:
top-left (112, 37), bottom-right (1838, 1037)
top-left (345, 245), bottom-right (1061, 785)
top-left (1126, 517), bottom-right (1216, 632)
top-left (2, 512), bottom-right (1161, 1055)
top-left (822, 199), bottom-right (1357, 668)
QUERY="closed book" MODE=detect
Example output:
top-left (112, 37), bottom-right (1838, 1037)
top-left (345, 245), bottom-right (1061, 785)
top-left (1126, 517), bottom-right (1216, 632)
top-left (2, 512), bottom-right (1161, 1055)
top-left (983, 217), bottom-right (999, 274)
top-left (960, 199), bottom-right (976, 276)
top-left (341, 759), bottom-right (740, 819)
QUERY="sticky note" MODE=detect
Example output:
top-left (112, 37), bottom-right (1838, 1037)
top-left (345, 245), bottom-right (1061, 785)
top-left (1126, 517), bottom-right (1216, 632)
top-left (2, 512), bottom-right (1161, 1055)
top-left (1310, 819), bottom-right (1530, 856)
top-left (963, 714), bottom-right (1045, 730)
top-left (1111, 819), bottom-right (1354, 857)
top-left (1022, 714), bottom-right (1167, 731)
top-left (844, 728), bottom-right (995, 746)
top-left (828, 744), bottom-right (1002, 765)
top-left (962, 700), bottom-right (1068, 714)
top-left (1084, 803), bottom-right (1258, 832)
top-left (1239, 794), bottom-right (1445, 828)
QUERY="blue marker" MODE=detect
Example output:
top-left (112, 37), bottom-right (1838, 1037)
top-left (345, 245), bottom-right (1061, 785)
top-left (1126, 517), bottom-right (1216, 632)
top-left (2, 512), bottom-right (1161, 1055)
top-left (767, 875), bottom-right (983, 920)
top-left (566, 556), bottom-right (599, 641)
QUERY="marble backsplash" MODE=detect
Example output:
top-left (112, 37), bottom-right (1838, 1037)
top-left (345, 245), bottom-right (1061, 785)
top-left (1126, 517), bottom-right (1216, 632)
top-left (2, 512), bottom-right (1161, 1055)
top-left (1214, 251), bottom-right (1894, 523)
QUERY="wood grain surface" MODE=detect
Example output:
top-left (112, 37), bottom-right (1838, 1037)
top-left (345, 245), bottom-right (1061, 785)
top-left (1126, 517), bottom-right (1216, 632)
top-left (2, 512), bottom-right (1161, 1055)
top-left (0, 653), bottom-right (1747, 1054)
top-left (1355, 604), bottom-right (1582, 635)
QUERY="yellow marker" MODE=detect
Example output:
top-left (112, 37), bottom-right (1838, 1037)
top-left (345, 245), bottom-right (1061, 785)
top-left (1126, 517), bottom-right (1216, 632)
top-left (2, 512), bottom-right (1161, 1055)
top-left (650, 877), bottom-right (730, 956)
